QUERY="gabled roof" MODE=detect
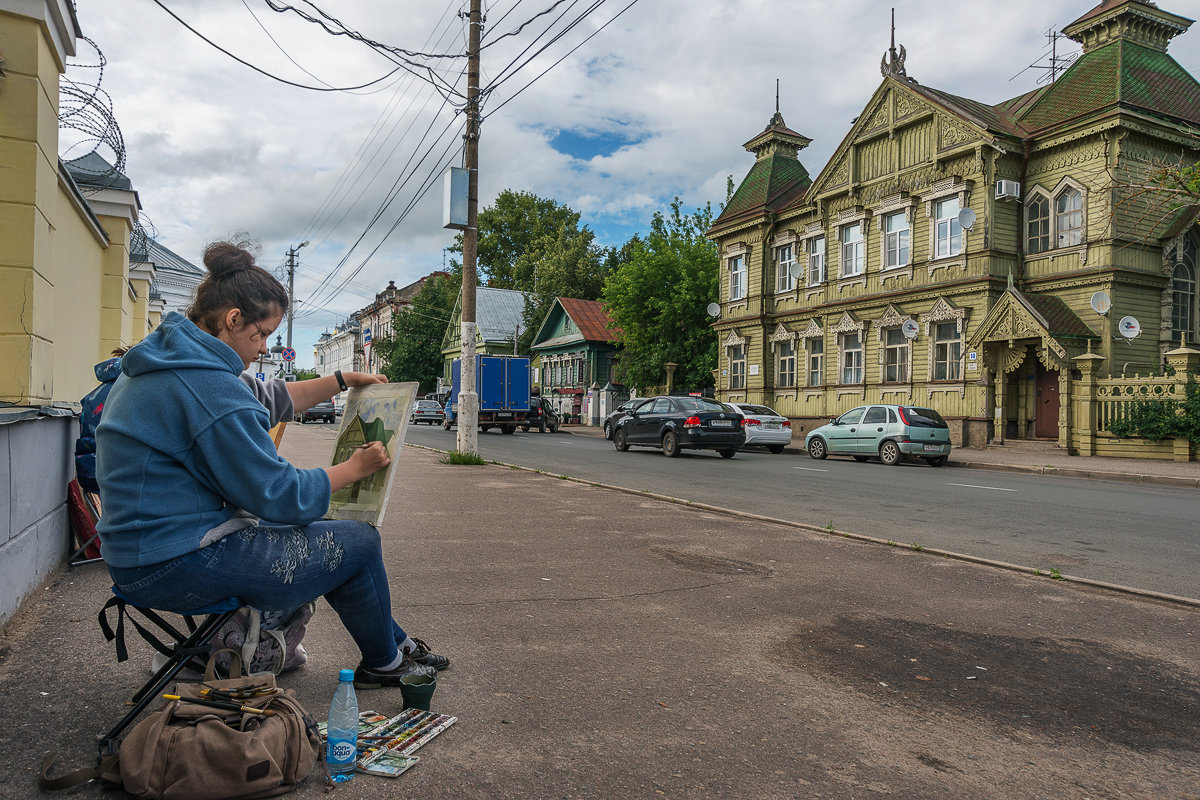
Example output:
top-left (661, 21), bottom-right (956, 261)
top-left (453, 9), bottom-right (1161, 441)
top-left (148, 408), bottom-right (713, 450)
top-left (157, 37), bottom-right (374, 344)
top-left (476, 286), bottom-right (531, 343)
top-left (1020, 292), bottom-right (1098, 339)
top-left (557, 297), bottom-right (621, 342)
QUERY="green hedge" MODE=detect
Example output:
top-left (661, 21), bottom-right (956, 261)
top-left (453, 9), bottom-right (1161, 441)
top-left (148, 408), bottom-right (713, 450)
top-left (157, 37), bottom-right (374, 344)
top-left (1107, 378), bottom-right (1200, 442)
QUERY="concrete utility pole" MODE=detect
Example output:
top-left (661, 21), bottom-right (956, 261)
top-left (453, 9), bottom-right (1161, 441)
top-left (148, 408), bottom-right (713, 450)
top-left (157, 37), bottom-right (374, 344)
top-left (457, 0), bottom-right (482, 455)
top-left (285, 240), bottom-right (309, 360)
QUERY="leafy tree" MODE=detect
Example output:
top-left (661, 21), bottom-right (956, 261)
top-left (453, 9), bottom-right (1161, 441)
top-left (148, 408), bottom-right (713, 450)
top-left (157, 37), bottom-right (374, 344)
top-left (603, 199), bottom-right (719, 392)
top-left (292, 367), bottom-right (319, 381)
top-left (371, 273), bottom-right (461, 393)
top-left (514, 223), bottom-right (609, 352)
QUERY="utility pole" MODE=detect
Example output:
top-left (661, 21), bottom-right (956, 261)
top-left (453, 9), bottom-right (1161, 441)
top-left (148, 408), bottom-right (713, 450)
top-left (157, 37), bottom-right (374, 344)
top-left (285, 240), bottom-right (309, 372)
top-left (457, 0), bottom-right (482, 455)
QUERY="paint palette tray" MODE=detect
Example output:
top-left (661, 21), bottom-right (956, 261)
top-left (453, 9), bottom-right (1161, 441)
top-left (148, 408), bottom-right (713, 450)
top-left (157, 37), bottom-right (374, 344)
top-left (356, 708), bottom-right (457, 776)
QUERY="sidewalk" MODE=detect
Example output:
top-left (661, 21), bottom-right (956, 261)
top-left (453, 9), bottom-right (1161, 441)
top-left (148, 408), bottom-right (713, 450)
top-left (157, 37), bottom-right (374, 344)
top-left (2, 427), bottom-right (1197, 799)
top-left (562, 422), bottom-right (1200, 487)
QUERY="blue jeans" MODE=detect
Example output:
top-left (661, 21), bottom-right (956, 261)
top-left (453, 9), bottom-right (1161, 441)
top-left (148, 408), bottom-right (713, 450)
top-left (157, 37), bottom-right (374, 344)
top-left (107, 520), bottom-right (405, 669)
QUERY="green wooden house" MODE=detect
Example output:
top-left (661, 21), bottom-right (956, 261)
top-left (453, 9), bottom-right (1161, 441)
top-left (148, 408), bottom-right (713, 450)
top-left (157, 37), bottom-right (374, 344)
top-left (707, 0), bottom-right (1200, 449)
top-left (440, 286), bottom-right (532, 387)
top-left (530, 297), bottom-right (621, 420)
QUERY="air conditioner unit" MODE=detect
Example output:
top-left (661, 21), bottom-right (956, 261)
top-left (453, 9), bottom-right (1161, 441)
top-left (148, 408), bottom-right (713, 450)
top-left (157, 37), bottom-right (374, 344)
top-left (995, 180), bottom-right (1021, 201)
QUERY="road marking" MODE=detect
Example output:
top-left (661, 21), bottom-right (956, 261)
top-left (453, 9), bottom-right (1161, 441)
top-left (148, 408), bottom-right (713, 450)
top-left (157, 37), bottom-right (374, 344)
top-left (792, 466), bottom-right (829, 472)
top-left (948, 482), bottom-right (1016, 492)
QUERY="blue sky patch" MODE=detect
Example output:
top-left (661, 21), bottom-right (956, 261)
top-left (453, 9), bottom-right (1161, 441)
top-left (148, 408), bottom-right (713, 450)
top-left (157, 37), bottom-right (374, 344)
top-left (550, 128), bottom-right (644, 160)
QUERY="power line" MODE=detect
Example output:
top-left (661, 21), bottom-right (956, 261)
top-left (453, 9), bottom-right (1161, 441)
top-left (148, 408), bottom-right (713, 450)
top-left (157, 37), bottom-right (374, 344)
top-left (149, 0), bottom-right (405, 91)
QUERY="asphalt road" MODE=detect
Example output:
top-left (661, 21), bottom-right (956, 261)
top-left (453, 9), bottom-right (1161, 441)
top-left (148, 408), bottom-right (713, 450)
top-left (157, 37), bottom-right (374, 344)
top-left (403, 422), bottom-right (1200, 599)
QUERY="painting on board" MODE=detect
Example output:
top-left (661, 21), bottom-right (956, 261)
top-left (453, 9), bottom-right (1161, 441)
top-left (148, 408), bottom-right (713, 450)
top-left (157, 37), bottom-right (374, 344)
top-left (327, 382), bottom-right (418, 527)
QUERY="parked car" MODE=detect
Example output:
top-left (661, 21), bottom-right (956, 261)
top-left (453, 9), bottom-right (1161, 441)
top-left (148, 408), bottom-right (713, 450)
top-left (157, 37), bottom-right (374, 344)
top-left (409, 399), bottom-right (445, 425)
top-left (521, 397), bottom-right (561, 433)
top-left (804, 404), bottom-right (951, 466)
top-left (603, 399), bottom-right (649, 440)
top-left (732, 403), bottom-right (792, 454)
top-left (612, 395), bottom-right (745, 458)
top-left (298, 401), bottom-right (336, 424)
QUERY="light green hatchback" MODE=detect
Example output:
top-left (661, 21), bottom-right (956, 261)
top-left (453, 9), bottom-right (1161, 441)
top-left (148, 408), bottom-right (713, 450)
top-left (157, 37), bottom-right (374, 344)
top-left (804, 404), bottom-right (952, 467)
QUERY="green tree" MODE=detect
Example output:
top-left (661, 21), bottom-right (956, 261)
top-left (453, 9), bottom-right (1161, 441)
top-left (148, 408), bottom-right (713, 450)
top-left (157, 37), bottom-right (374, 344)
top-left (514, 223), bottom-right (609, 352)
top-left (371, 273), bottom-right (461, 393)
top-left (603, 199), bottom-right (719, 392)
top-left (292, 367), bottom-right (319, 381)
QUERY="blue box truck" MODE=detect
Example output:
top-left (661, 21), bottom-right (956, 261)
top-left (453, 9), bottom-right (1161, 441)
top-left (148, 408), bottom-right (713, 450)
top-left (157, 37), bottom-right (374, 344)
top-left (443, 355), bottom-right (532, 434)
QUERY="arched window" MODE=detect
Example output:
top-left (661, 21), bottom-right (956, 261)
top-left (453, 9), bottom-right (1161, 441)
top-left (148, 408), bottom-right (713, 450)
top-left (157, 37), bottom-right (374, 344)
top-left (1173, 263), bottom-right (1195, 346)
top-left (1026, 195), bottom-right (1050, 254)
top-left (1055, 188), bottom-right (1083, 247)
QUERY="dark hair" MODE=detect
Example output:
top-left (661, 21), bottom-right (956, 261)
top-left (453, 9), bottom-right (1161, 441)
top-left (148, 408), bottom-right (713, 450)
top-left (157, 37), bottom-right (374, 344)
top-left (187, 240), bottom-right (289, 332)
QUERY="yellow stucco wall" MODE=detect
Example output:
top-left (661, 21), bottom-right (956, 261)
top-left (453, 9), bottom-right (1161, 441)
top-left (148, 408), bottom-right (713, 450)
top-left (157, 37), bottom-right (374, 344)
top-left (51, 182), bottom-right (107, 402)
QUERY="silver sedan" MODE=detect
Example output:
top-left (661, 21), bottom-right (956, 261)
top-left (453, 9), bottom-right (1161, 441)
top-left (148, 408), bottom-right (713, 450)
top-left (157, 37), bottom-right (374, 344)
top-left (732, 403), bottom-right (793, 454)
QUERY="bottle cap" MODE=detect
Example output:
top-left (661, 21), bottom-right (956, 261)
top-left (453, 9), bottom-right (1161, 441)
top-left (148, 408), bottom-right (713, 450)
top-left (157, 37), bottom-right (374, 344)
top-left (339, 668), bottom-right (355, 682)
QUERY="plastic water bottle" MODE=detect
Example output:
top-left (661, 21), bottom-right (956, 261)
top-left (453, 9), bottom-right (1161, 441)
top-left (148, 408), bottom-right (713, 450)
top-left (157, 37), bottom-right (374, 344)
top-left (326, 668), bottom-right (358, 783)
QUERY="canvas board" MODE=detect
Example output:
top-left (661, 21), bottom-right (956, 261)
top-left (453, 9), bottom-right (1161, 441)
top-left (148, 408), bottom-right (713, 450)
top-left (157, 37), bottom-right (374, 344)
top-left (326, 382), bottom-right (418, 527)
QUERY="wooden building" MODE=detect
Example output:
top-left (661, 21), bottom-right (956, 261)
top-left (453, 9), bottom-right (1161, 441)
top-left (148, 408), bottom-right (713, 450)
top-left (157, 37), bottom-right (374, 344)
top-left (707, 0), bottom-right (1200, 449)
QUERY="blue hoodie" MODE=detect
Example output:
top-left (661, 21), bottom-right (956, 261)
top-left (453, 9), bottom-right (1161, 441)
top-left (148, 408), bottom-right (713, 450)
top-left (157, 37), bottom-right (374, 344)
top-left (96, 312), bottom-right (331, 568)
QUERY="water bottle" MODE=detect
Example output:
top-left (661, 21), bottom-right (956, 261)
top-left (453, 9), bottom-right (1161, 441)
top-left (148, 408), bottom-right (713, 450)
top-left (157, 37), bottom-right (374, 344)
top-left (326, 668), bottom-right (358, 783)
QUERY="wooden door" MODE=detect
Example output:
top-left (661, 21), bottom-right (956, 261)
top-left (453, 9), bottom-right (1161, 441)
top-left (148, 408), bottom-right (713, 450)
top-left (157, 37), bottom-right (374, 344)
top-left (1035, 366), bottom-right (1059, 439)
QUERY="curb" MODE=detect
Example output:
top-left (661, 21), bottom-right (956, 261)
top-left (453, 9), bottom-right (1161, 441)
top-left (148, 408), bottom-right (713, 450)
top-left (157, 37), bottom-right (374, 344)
top-left (412, 442), bottom-right (1200, 610)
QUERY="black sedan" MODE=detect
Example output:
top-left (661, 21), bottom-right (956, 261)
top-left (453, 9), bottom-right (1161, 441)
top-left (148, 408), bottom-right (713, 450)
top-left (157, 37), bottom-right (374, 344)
top-left (603, 398), bottom-right (650, 440)
top-left (612, 395), bottom-right (744, 458)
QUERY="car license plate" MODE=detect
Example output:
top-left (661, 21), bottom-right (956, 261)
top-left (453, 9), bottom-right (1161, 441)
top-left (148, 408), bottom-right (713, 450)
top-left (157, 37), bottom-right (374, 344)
top-left (497, 413), bottom-right (512, 418)
top-left (923, 444), bottom-right (943, 451)
top-left (710, 419), bottom-right (733, 428)
top-left (765, 422), bottom-right (780, 430)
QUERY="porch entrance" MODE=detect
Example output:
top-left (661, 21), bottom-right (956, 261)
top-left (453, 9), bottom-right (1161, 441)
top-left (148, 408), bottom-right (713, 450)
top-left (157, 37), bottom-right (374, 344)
top-left (1035, 364), bottom-right (1060, 439)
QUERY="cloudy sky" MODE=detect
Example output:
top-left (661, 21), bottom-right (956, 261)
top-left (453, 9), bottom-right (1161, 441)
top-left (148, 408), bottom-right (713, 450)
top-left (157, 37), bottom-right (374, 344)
top-left (63, 0), bottom-right (1200, 369)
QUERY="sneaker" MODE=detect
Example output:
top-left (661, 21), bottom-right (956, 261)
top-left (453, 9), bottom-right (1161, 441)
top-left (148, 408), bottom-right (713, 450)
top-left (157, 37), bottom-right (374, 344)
top-left (408, 637), bottom-right (451, 672)
top-left (353, 655), bottom-right (436, 690)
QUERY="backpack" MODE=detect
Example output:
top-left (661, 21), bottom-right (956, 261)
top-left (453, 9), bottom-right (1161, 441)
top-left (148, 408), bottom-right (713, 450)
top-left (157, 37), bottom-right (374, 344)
top-left (40, 652), bottom-right (323, 799)
top-left (209, 604), bottom-right (315, 676)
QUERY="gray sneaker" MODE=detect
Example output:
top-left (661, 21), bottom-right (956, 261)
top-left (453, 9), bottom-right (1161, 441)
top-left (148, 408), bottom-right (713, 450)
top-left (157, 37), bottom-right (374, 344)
top-left (353, 654), bottom-right (436, 690)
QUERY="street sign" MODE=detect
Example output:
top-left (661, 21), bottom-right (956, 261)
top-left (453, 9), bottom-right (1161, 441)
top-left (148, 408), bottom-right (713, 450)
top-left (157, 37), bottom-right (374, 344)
top-left (363, 328), bottom-right (372, 344)
top-left (255, 372), bottom-right (266, 381)
top-left (281, 347), bottom-right (296, 361)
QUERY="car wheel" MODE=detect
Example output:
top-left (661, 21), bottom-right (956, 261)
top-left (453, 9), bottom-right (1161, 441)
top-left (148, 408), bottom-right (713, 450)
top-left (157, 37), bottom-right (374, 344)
top-left (662, 431), bottom-right (680, 458)
top-left (880, 440), bottom-right (902, 466)
top-left (807, 437), bottom-right (827, 460)
top-left (521, 425), bottom-right (530, 432)
top-left (502, 425), bottom-right (515, 435)
top-left (853, 455), bottom-right (869, 462)
top-left (538, 423), bottom-right (546, 433)
top-left (926, 456), bottom-right (948, 467)
top-left (442, 418), bottom-right (451, 430)
top-left (767, 445), bottom-right (785, 454)
top-left (718, 448), bottom-right (737, 459)
top-left (603, 421), bottom-right (612, 440)
top-left (550, 422), bottom-right (559, 433)
top-left (613, 427), bottom-right (629, 451)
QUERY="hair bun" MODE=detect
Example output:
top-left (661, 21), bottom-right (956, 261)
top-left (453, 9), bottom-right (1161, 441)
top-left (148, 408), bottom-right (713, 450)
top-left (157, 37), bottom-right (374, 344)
top-left (203, 241), bottom-right (257, 277)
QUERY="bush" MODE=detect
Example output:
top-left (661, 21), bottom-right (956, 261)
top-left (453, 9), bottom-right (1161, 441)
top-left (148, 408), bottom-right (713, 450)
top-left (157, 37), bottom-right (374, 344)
top-left (1107, 377), bottom-right (1200, 442)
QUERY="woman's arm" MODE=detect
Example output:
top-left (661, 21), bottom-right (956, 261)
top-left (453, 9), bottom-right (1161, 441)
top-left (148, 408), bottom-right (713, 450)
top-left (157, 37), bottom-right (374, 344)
top-left (288, 371), bottom-right (387, 412)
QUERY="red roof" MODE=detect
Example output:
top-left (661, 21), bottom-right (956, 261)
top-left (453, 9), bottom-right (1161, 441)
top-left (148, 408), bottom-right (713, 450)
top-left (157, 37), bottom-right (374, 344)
top-left (558, 297), bottom-right (621, 342)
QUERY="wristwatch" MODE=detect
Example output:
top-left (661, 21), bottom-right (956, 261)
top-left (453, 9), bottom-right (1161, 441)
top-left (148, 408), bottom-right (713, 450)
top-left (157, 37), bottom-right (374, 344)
top-left (334, 370), bottom-right (348, 392)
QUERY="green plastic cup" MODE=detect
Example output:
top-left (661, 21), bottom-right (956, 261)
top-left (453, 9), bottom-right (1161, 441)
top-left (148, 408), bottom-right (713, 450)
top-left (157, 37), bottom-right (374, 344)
top-left (399, 673), bottom-right (436, 711)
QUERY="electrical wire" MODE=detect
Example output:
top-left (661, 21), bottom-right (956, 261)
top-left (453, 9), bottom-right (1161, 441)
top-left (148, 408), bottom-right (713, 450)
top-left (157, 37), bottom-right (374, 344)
top-left (150, 0), bottom-right (405, 92)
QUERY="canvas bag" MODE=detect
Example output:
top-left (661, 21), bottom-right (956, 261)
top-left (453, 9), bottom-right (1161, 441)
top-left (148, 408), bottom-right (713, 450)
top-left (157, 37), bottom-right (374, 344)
top-left (40, 652), bottom-right (323, 799)
top-left (209, 603), bottom-right (315, 676)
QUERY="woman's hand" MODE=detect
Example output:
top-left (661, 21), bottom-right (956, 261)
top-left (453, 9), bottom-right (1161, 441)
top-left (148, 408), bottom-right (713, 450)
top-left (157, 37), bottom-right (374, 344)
top-left (324, 441), bottom-right (391, 492)
top-left (347, 372), bottom-right (388, 386)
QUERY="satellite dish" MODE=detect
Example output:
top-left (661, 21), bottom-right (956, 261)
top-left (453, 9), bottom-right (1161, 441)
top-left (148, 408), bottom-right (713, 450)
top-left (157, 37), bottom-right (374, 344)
top-left (788, 262), bottom-right (803, 280)
top-left (1090, 291), bottom-right (1111, 316)
top-left (706, 302), bottom-right (721, 318)
top-left (1118, 315), bottom-right (1141, 340)
top-left (901, 319), bottom-right (919, 340)
top-left (957, 207), bottom-right (977, 230)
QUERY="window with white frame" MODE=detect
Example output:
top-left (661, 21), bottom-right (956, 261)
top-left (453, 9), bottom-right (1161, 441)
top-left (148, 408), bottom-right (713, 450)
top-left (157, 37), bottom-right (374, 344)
top-left (728, 255), bottom-right (747, 301)
top-left (729, 344), bottom-right (746, 390)
top-left (807, 338), bottom-right (824, 386)
top-left (883, 211), bottom-right (909, 269)
top-left (776, 244), bottom-right (796, 292)
top-left (1055, 188), bottom-right (1083, 248)
top-left (840, 223), bottom-right (864, 277)
top-left (807, 237), bottom-right (826, 285)
top-left (776, 339), bottom-right (796, 387)
top-left (883, 328), bottom-right (909, 383)
top-left (932, 322), bottom-right (962, 380)
top-left (934, 197), bottom-right (962, 258)
top-left (840, 333), bottom-right (863, 384)
top-left (1026, 194), bottom-right (1050, 254)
